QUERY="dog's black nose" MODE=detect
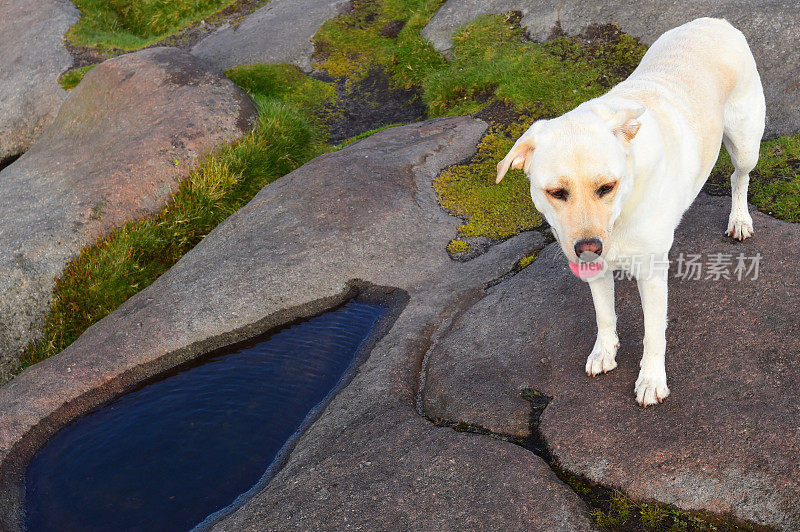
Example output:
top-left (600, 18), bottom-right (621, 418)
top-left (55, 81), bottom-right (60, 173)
top-left (574, 238), bottom-right (603, 258)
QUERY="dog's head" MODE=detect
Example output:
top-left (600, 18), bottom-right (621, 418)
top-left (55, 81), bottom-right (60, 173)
top-left (497, 103), bottom-right (645, 263)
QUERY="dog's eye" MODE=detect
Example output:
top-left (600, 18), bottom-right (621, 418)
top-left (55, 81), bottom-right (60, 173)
top-left (547, 188), bottom-right (569, 201)
top-left (597, 182), bottom-right (617, 197)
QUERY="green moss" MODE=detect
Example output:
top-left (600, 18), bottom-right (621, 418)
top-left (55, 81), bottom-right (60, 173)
top-left (66, 0), bottom-right (239, 50)
top-left (58, 64), bottom-right (97, 90)
top-left (517, 251), bottom-right (539, 270)
top-left (544, 31), bottom-right (646, 88)
top-left (709, 135), bottom-right (800, 222)
top-left (20, 66), bottom-right (331, 367)
top-left (590, 491), bottom-right (633, 529)
top-left (446, 239), bottom-right (471, 254)
top-left (434, 122), bottom-right (543, 240)
top-left (560, 473), bottom-right (761, 531)
top-left (314, 0), bottom-right (446, 89)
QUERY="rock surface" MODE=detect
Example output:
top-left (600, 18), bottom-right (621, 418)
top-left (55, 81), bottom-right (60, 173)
top-left (0, 0), bottom-right (79, 161)
top-left (0, 47), bottom-right (257, 382)
top-left (191, 0), bottom-right (350, 72)
top-left (422, 0), bottom-right (800, 137)
top-left (421, 193), bottom-right (800, 529)
top-left (0, 118), bottom-right (587, 530)
top-left (213, 410), bottom-right (589, 531)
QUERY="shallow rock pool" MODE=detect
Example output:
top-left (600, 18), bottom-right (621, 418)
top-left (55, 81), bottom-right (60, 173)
top-left (24, 300), bottom-right (385, 531)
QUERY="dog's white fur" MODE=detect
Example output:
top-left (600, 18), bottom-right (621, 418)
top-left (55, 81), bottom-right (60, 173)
top-left (497, 18), bottom-right (765, 406)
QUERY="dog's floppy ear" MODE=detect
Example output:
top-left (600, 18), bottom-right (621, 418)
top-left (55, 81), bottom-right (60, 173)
top-left (496, 121), bottom-right (545, 184)
top-left (496, 137), bottom-right (535, 184)
top-left (591, 103), bottom-right (646, 143)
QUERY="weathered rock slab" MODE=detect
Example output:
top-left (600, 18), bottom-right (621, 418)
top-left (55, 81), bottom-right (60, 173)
top-left (213, 408), bottom-right (591, 531)
top-left (0, 117), bottom-right (590, 530)
top-left (422, 0), bottom-right (800, 137)
top-left (421, 193), bottom-right (800, 529)
top-left (0, 47), bottom-right (257, 382)
top-left (0, 0), bottom-right (79, 161)
top-left (191, 0), bottom-right (350, 72)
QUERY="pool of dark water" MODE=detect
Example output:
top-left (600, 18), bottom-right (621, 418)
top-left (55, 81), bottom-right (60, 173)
top-left (24, 300), bottom-right (385, 532)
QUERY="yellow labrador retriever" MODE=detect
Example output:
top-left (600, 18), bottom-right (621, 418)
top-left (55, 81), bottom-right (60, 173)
top-left (496, 18), bottom-right (765, 406)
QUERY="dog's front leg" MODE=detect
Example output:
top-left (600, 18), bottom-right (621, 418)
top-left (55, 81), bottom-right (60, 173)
top-left (586, 273), bottom-right (619, 376)
top-left (635, 270), bottom-right (671, 406)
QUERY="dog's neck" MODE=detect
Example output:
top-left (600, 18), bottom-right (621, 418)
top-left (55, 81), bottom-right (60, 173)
top-left (606, 109), bottom-right (674, 261)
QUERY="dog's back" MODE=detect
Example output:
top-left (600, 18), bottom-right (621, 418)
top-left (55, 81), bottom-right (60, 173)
top-left (610, 18), bottom-right (764, 182)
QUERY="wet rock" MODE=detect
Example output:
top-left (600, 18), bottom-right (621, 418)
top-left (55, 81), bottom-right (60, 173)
top-left (0, 47), bottom-right (257, 382)
top-left (325, 69), bottom-right (427, 144)
top-left (0, 118), bottom-right (593, 531)
top-left (191, 0), bottom-right (351, 72)
top-left (421, 193), bottom-right (800, 529)
top-left (0, 0), bottom-right (79, 161)
top-left (422, 0), bottom-right (800, 137)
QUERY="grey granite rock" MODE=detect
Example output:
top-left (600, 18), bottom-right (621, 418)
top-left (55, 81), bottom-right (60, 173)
top-left (422, 0), bottom-right (800, 137)
top-left (0, 0), bottom-right (79, 161)
top-left (191, 0), bottom-right (351, 72)
top-left (0, 47), bottom-right (257, 383)
top-left (0, 117), bottom-right (589, 530)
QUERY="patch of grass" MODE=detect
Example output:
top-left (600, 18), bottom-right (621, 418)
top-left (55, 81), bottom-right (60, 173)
top-left (58, 64), bottom-right (97, 90)
top-left (423, 14), bottom-right (608, 117)
top-left (590, 491), bottom-right (633, 529)
top-left (709, 135), bottom-right (800, 222)
top-left (318, 5), bottom-right (645, 118)
top-left (66, 0), bottom-right (237, 50)
top-left (225, 64), bottom-right (336, 120)
top-left (20, 66), bottom-right (334, 367)
top-left (589, 491), bottom-right (710, 531)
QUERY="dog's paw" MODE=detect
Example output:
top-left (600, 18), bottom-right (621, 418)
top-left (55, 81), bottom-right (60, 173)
top-left (726, 211), bottom-right (754, 241)
top-left (585, 336), bottom-right (619, 377)
top-left (634, 367), bottom-right (670, 406)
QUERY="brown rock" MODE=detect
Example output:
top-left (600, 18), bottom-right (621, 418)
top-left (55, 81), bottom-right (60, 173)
top-left (0, 0), bottom-right (78, 162)
top-left (190, 0), bottom-right (351, 72)
top-left (0, 47), bottom-right (257, 381)
top-left (421, 193), bottom-right (800, 529)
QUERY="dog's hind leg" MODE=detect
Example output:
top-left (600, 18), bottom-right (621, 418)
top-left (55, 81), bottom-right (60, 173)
top-left (722, 62), bottom-right (766, 241)
top-left (585, 273), bottom-right (619, 377)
